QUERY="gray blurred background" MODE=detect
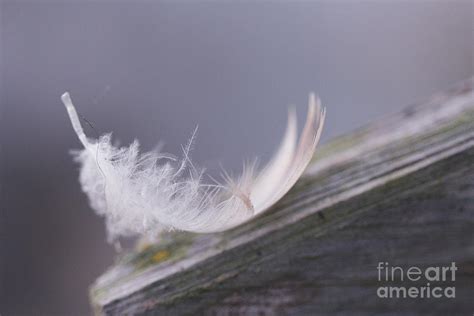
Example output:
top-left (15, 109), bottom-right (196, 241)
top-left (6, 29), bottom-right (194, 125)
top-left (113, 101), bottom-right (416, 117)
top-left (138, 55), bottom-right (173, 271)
top-left (0, 1), bottom-right (473, 315)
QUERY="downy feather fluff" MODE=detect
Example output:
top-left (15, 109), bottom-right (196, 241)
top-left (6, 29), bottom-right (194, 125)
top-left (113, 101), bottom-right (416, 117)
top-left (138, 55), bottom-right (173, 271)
top-left (62, 93), bottom-right (326, 242)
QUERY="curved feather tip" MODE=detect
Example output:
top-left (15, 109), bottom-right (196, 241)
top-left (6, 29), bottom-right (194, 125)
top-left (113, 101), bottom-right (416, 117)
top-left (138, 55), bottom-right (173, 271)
top-left (62, 93), bottom-right (326, 242)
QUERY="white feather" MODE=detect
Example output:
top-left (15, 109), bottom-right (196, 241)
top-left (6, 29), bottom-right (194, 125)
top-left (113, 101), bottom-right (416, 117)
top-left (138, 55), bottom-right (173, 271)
top-left (62, 92), bottom-right (326, 242)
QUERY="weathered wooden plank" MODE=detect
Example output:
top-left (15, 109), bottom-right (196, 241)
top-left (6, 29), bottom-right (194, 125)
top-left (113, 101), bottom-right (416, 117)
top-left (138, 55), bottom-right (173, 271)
top-left (91, 79), bottom-right (474, 315)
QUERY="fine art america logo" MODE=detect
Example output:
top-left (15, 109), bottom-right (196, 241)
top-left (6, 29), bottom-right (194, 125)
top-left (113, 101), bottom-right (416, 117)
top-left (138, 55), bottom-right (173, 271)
top-left (377, 262), bottom-right (457, 299)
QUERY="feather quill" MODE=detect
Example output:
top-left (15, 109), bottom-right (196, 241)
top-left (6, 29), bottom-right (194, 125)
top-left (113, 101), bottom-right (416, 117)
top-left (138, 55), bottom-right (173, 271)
top-left (62, 93), bottom-right (325, 242)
